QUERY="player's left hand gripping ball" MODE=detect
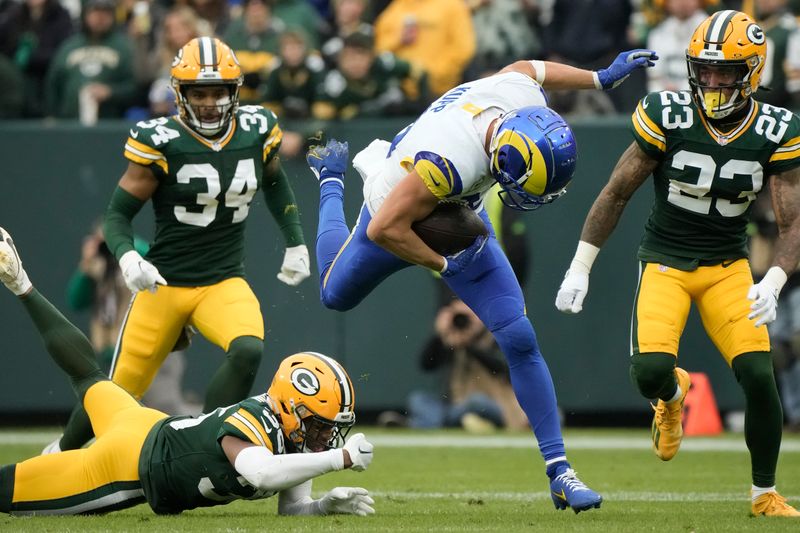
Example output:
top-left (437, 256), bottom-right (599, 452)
top-left (441, 235), bottom-right (487, 278)
top-left (277, 245), bottom-right (310, 286)
top-left (595, 49), bottom-right (658, 90)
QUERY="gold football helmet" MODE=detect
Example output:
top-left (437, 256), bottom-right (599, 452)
top-left (686, 10), bottom-right (766, 119)
top-left (267, 352), bottom-right (355, 452)
top-left (170, 36), bottom-right (243, 136)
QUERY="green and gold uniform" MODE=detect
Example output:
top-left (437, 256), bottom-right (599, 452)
top-left (140, 394), bottom-right (285, 514)
top-left (123, 106), bottom-right (283, 285)
top-left (630, 91), bottom-right (800, 360)
top-left (0, 381), bottom-right (287, 515)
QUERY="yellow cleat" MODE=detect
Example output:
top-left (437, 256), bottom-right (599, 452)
top-left (651, 367), bottom-right (691, 461)
top-left (751, 491), bottom-right (800, 517)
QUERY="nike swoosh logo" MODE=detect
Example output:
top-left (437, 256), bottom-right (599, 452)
top-left (642, 99), bottom-right (649, 109)
top-left (358, 446), bottom-right (372, 453)
top-left (130, 130), bottom-right (139, 139)
top-left (552, 489), bottom-right (567, 501)
top-left (427, 171), bottom-right (441, 187)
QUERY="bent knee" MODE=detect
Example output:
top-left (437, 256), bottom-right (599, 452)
top-left (228, 336), bottom-right (264, 370)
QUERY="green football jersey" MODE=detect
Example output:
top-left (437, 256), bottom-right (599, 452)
top-left (138, 394), bottom-right (287, 514)
top-left (630, 90), bottom-right (800, 270)
top-left (123, 106), bottom-right (283, 285)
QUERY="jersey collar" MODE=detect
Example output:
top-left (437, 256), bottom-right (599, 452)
top-left (696, 99), bottom-right (757, 146)
top-left (175, 116), bottom-right (237, 152)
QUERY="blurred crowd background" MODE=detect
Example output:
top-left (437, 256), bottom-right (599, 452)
top-left (3, 0), bottom-right (800, 130)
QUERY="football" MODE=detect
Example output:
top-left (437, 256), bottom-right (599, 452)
top-left (412, 202), bottom-right (488, 256)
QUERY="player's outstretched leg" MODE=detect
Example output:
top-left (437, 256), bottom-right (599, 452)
top-left (445, 236), bottom-right (601, 512)
top-left (0, 227), bottom-right (105, 402)
top-left (307, 140), bottom-right (352, 288)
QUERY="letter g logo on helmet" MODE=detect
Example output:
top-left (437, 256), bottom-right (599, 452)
top-left (291, 368), bottom-right (321, 396)
top-left (746, 23), bottom-right (765, 45)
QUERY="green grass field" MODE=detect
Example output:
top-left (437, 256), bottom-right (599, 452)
top-left (0, 428), bottom-right (798, 532)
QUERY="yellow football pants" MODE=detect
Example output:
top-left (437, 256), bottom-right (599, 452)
top-left (112, 277), bottom-right (264, 398)
top-left (6, 382), bottom-right (166, 515)
top-left (632, 259), bottom-right (770, 365)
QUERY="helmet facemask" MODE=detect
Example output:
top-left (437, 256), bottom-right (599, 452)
top-left (687, 58), bottom-right (753, 119)
top-left (174, 82), bottom-right (240, 137)
top-left (289, 402), bottom-right (354, 453)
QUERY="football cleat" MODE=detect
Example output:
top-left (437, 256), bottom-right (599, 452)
top-left (751, 491), bottom-right (800, 517)
top-left (549, 468), bottom-right (603, 513)
top-left (652, 367), bottom-right (691, 461)
top-left (0, 227), bottom-right (32, 296)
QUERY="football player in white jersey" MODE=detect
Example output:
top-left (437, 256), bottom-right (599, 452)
top-left (305, 50), bottom-right (658, 513)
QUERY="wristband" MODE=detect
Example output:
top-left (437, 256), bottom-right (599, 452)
top-left (569, 240), bottom-right (600, 274)
top-left (529, 60), bottom-right (546, 84)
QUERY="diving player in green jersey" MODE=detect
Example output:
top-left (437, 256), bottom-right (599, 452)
top-left (555, 11), bottom-right (800, 517)
top-left (0, 227), bottom-right (374, 516)
top-left (46, 36), bottom-right (312, 454)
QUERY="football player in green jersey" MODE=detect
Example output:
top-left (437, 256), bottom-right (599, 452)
top-left (0, 226), bottom-right (374, 516)
top-left (556, 10), bottom-right (800, 517)
top-left (45, 36), bottom-right (312, 455)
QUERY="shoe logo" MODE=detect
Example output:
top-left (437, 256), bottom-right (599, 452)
top-left (552, 489), bottom-right (567, 501)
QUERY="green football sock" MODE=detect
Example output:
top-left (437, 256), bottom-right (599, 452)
top-left (20, 290), bottom-right (105, 401)
top-left (732, 351), bottom-right (782, 487)
top-left (203, 336), bottom-right (263, 411)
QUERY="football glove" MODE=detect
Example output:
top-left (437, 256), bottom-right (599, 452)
top-left (307, 139), bottom-right (349, 186)
top-left (595, 49), bottom-right (658, 90)
top-left (555, 269), bottom-right (589, 314)
top-left (343, 432), bottom-right (374, 472)
top-left (441, 235), bottom-right (487, 278)
top-left (748, 266), bottom-right (788, 327)
top-left (277, 245), bottom-right (310, 286)
top-left (119, 250), bottom-right (167, 293)
top-left (319, 487), bottom-right (375, 516)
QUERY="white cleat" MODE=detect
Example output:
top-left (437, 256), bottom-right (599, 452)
top-left (41, 437), bottom-right (62, 455)
top-left (0, 227), bottom-right (32, 296)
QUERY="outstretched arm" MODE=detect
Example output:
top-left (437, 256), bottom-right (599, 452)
top-left (555, 142), bottom-right (658, 314)
top-left (501, 50), bottom-right (658, 91)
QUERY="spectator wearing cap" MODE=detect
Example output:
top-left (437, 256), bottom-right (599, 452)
top-left (44, 0), bottom-right (136, 121)
top-left (312, 28), bottom-right (428, 120)
top-left (224, 0), bottom-right (285, 105)
top-left (374, 0), bottom-right (475, 97)
top-left (0, 0), bottom-right (73, 117)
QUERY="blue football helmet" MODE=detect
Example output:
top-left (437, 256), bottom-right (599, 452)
top-left (489, 106), bottom-right (577, 211)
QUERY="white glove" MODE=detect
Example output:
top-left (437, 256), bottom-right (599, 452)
top-left (555, 241), bottom-right (599, 314)
top-left (319, 487), bottom-right (375, 516)
top-left (343, 432), bottom-right (373, 472)
top-left (277, 245), bottom-right (310, 286)
top-left (748, 266), bottom-right (787, 327)
top-left (555, 269), bottom-right (590, 314)
top-left (119, 250), bottom-right (167, 293)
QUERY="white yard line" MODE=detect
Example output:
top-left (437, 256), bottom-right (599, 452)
top-left (368, 490), bottom-right (800, 502)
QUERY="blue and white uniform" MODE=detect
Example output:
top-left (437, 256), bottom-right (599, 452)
top-left (314, 70), bottom-right (567, 469)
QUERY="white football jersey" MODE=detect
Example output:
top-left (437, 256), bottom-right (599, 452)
top-left (355, 71), bottom-right (549, 215)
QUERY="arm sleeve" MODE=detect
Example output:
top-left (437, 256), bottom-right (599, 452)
top-left (234, 445), bottom-right (344, 492)
top-left (262, 162), bottom-right (305, 247)
top-left (278, 480), bottom-right (325, 516)
top-left (104, 186), bottom-right (146, 260)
